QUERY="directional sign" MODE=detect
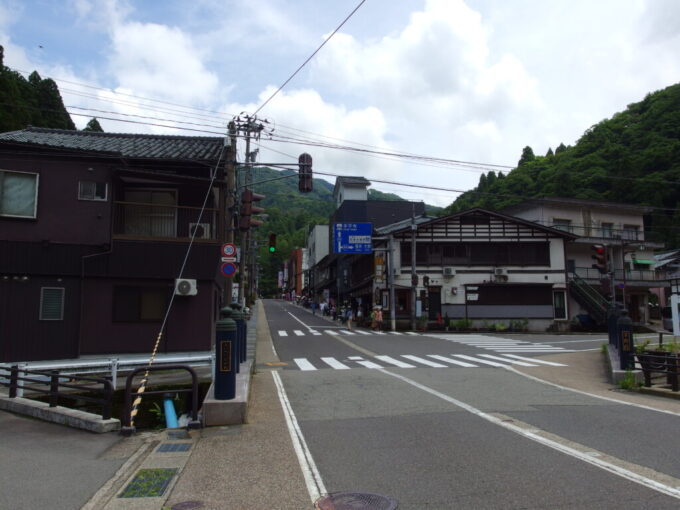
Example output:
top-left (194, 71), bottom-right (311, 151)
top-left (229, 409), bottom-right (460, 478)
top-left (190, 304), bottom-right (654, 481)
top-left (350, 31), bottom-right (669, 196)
top-left (333, 222), bottom-right (373, 254)
top-left (221, 262), bottom-right (237, 277)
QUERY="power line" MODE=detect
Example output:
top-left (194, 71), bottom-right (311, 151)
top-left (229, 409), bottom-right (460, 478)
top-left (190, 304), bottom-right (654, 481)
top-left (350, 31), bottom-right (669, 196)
top-left (252, 0), bottom-right (366, 116)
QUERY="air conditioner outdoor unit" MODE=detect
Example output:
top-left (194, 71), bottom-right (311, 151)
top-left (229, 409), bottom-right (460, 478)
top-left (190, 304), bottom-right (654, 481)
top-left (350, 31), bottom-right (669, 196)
top-left (189, 223), bottom-right (211, 239)
top-left (494, 267), bottom-right (508, 276)
top-left (443, 267), bottom-right (456, 277)
top-left (175, 278), bottom-right (197, 296)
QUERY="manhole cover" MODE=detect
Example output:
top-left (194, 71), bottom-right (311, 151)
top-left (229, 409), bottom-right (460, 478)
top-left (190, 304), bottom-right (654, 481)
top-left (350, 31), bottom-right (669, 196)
top-left (315, 492), bottom-right (398, 510)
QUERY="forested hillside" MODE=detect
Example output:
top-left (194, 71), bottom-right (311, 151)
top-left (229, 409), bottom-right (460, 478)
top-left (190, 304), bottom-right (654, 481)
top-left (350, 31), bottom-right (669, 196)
top-left (446, 83), bottom-right (680, 247)
top-left (0, 46), bottom-right (75, 132)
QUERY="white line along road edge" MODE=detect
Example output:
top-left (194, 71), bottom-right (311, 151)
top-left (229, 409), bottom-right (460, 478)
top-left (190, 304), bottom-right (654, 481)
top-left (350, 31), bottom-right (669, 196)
top-left (378, 368), bottom-right (680, 501)
top-left (272, 371), bottom-right (327, 503)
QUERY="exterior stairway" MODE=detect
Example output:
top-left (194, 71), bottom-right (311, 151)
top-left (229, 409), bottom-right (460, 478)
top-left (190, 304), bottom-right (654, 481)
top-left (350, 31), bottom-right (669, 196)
top-left (568, 273), bottom-right (609, 326)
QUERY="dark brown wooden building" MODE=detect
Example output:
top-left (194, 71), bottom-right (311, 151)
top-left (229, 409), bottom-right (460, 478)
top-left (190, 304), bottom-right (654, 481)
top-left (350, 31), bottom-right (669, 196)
top-left (0, 127), bottom-right (228, 362)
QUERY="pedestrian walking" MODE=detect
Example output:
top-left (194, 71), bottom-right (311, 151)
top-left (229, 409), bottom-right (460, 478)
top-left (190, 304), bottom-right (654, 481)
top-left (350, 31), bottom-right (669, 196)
top-left (375, 307), bottom-right (383, 331)
top-left (345, 306), bottom-right (353, 331)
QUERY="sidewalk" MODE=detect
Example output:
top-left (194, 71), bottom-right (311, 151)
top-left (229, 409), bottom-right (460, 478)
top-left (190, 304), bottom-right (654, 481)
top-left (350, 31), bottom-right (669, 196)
top-left (83, 300), bottom-right (314, 510)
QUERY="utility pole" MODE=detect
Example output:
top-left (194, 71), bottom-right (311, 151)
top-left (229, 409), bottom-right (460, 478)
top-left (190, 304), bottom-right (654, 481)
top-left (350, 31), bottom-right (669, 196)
top-left (410, 203), bottom-right (417, 331)
top-left (388, 235), bottom-right (396, 332)
top-left (224, 121), bottom-right (237, 305)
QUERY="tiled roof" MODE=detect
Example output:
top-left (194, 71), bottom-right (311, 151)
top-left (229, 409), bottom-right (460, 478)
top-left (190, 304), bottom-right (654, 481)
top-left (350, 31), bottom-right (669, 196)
top-left (0, 127), bottom-right (224, 161)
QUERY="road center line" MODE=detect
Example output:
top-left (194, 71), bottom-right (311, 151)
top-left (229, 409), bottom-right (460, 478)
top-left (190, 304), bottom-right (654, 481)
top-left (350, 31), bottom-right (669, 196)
top-left (378, 368), bottom-right (680, 500)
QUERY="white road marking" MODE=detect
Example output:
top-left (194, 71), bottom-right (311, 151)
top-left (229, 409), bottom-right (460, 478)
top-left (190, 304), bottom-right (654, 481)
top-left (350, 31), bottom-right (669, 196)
top-left (338, 330), bottom-right (357, 336)
top-left (351, 357), bottom-right (383, 369)
top-left (374, 355), bottom-right (416, 368)
top-left (309, 330), bottom-right (322, 336)
top-left (427, 354), bottom-right (477, 367)
top-left (293, 358), bottom-right (317, 371)
top-left (355, 330), bottom-right (372, 335)
top-left (452, 354), bottom-right (509, 367)
top-left (379, 368), bottom-right (680, 501)
top-left (401, 355), bottom-right (447, 368)
top-left (293, 330), bottom-right (305, 336)
top-left (278, 330), bottom-right (288, 337)
top-left (272, 371), bottom-right (326, 503)
top-left (321, 357), bottom-right (350, 370)
top-left (405, 332), bottom-right (420, 336)
top-left (501, 354), bottom-right (567, 366)
top-left (479, 354), bottom-right (538, 367)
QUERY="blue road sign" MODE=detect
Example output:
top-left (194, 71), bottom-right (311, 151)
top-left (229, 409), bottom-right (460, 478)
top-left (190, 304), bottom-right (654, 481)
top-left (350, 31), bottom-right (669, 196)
top-left (221, 262), bottom-right (237, 277)
top-left (333, 222), bottom-right (373, 254)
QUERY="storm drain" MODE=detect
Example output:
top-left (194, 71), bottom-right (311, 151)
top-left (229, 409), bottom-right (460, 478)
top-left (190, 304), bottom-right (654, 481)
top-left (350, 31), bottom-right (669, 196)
top-left (315, 492), bottom-right (398, 510)
top-left (118, 468), bottom-right (178, 498)
top-left (157, 442), bottom-right (193, 453)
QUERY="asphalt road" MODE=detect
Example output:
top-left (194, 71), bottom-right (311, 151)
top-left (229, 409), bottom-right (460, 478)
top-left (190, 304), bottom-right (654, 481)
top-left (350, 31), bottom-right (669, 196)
top-left (266, 299), bottom-right (680, 509)
top-left (0, 411), bottom-right (130, 510)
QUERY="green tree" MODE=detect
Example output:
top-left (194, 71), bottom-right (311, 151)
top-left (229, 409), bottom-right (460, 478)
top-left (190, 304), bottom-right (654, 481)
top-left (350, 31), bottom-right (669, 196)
top-left (83, 118), bottom-right (104, 132)
top-left (518, 146), bottom-right (535, 166)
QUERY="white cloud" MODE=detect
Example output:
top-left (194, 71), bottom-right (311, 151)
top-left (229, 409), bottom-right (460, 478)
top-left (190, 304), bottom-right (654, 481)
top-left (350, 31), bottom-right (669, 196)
top-left (108, 21), bottom-right (218, 105)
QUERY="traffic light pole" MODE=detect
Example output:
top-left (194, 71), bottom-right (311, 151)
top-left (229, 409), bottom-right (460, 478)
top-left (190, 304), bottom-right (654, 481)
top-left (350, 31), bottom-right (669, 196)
top-left (224, 122), bottom-right (237, 306)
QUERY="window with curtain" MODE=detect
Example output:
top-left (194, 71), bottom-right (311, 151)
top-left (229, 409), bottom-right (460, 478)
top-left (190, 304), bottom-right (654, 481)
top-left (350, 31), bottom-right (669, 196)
top-left (0, 170), bottom-right (38, 218)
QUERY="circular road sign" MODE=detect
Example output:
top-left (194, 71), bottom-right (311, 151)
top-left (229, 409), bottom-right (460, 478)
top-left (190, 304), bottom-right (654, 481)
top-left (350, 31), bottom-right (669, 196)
top-left (222, 243), bottom-right (237, 257)
top-left (221, 262), bottom-right (237, 277)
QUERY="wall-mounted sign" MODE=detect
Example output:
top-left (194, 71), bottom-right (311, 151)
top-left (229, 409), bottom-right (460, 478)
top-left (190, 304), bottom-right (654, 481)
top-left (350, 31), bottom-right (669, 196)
top-left (333, 222), bottom-right (373, 254)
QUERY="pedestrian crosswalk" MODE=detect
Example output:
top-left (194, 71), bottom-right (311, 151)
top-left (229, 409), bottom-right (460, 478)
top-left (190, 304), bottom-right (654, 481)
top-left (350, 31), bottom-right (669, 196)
top-left (290, 353), bottom-right (567, 371)
top-left (277, 329), bottom-right (420, 338)
top-left (429, 334), bottom-right (573, 354)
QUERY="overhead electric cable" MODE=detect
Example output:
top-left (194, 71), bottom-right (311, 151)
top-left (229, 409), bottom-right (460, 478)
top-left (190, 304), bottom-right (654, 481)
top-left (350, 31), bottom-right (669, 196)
top-left (252, 0), bottom-right (367, 115)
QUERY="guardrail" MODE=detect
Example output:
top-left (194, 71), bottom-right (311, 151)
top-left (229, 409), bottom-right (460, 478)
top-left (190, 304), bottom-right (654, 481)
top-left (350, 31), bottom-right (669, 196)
top-left (635, 351), bottom-right (680, 391)
top-left (0, 354), bottom-right (213, 390)
top-left (0, 365), bottom-right (113, 419)
top-left (121, 364), bottom-right (202, 435)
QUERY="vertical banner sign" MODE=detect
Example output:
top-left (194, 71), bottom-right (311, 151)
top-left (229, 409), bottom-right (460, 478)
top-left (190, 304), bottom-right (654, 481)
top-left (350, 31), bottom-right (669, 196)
top-left (333, 223), bottom-right (373, 254)
top-left (220, 341), bottom-right (232, 372)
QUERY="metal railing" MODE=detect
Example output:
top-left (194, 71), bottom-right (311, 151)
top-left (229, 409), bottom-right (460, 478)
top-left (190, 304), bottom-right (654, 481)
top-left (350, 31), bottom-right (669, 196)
top-left (635, 351), bottom-right (680, 391)
top-left (574, 267), bottom-right (660, 282)
top-left (569, 273), bottom-right (608, 324)
top-left (112, 201), bottom-right (218, 240)
top-left (0, 365), bottom-right (113, 419)
top-left (121, 365), bottom-right (202, 435)
top-left (540, 223), bottom-right (664, 243)
top-left (0, 354), bottom-right (213, 390)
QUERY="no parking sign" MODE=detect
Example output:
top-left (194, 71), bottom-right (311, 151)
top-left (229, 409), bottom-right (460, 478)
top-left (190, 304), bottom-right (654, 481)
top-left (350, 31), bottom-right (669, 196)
top-left (221, 262), bottom-right (237, 277)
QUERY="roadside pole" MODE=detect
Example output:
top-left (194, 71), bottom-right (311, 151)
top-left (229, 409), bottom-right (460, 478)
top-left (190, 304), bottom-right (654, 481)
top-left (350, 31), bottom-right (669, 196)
top-left (224, 121), bottom-right (237, 305)
top-left (389, 235), bottom-right (396, 331)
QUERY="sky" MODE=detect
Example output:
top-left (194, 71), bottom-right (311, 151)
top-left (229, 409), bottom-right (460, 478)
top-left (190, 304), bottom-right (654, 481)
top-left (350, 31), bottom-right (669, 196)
top-left (1, 0), bottom-right (679, 207)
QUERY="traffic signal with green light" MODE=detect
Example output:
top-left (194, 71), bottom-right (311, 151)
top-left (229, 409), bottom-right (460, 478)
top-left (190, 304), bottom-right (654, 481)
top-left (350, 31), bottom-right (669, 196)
top-left (268, 233), bottom-right (277, 253)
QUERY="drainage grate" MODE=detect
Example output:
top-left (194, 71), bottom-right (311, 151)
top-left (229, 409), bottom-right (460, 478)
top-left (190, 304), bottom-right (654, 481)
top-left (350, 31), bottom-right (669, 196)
top-left (315, 492), bottom-right (398, 510)
top-left (119, 468), bottom-right (178, 498)
top-left (171, 501), bottom-right (204, 510)
top-left (157, 442), bottom-right (193, 453)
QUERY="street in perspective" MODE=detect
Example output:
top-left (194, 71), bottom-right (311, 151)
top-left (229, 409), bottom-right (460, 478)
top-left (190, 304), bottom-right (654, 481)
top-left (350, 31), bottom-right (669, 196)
top-left (2, 1), bottom-right (680, 509)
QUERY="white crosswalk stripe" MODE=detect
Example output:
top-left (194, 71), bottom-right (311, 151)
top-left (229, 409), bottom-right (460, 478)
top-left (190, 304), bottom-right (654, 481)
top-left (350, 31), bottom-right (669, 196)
top-left (430, 333), bottom-right (574, 353)
top-left (293, 330), bottom-right (305, 336)
top-left (321, 357), bottom-right (350, 369)
top-left (286, 353), bottom-right (569, 371)
top-left (294, 358), bottom-right (317, 371)
top-left (278, 330), bottom-right (288, 337)
top-left (374, 355), bottom-right (416, 368)
top-left (309, 330), bottom-right (322, 336)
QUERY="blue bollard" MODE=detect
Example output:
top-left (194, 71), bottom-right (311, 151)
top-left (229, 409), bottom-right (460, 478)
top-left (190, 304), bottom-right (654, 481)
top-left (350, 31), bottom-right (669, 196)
top-left (163, 393), bottom-right (179, 428)
top-left (231, 303), bottom-right (247, 364)
top-left (215, 309), bottom-right (237, 400)
top-left (617, 309), bottom-right (634, 370)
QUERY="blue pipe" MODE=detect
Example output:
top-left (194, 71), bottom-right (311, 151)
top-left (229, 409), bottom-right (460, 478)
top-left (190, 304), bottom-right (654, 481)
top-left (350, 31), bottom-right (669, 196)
top-left (163, 394), bottom-right (179, 429)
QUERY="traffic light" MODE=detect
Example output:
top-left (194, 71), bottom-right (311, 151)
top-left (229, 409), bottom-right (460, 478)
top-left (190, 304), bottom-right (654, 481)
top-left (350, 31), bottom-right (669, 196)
top-left (591, 244), bottom-right (608, 274)
top-left (268, 233), bottom-right (277, 253)
top-left (239, 189), bottom-right (265, 232)
top-left (298, 153), bottom-right (313, 193)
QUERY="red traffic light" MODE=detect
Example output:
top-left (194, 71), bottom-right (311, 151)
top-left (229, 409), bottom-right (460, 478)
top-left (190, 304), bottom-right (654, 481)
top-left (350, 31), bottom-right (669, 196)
top-left (239, 189), bottom-right (266, 231)
top-left (591, 244), bottom-right (608, 274)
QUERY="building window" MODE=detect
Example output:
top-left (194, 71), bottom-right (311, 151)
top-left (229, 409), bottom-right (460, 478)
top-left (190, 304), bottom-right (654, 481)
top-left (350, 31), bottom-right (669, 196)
top-left (553, 290), bottom-right (567, 320)
top-left (601, 222), bottom-right (614, 238)
top-left (40, 287), bottom-right (64, 320)
top-left (79, 181), bottom-right (108, 201)
top-left (113, 286), bottom-right (168, 322)
top-left (0, 169), bottom-right (38, 218)
top-left (622, 224), bottom-right (639, 241)
top-left (552, 219), bottom-right (573, 233)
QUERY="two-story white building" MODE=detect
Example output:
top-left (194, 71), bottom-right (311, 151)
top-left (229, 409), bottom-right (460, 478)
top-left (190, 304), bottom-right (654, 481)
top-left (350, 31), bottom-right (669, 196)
top-left (503, 198), bottom-right (667, 324)
top-left (373, 208), bottom-right (577, 331)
